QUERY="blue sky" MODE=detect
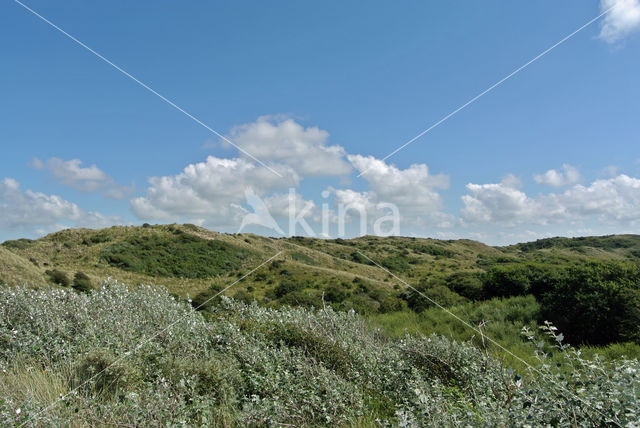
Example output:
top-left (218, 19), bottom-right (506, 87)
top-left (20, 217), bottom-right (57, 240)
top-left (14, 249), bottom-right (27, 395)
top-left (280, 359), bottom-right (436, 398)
top-left (1, 0), bottom-right (639, 244)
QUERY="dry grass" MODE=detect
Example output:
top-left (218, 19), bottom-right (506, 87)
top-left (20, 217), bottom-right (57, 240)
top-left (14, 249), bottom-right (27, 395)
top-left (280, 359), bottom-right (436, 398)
top-left (0, 358), bottom-right (70, 409)
top-left (0, 247), bottom-right (46, 286)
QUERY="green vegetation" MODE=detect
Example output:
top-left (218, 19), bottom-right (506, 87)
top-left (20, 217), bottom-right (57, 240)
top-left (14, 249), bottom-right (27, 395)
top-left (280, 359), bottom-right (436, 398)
top-left (371, 295), bottom-right (542, 370)
top-left (538, 262), bottom-right (640, 345)
top-left (478, 260), bottom-right (640, 345)
top-left (381, 254), bottom-right (412, 272)
top-left (1, 238), bottom-right (35, 250)
top-left (72, 272), bottom-right (93, 293)
top-left (45, 269), bottom-right (70, 287)
top-left (2, 225), bottom-right (640, 424)
top-left (511, 234), bottom-right (640, 252)
top-left (100, 232), bottom-right (252, 278)
top-left (1, 284), bottom-right (638, 426)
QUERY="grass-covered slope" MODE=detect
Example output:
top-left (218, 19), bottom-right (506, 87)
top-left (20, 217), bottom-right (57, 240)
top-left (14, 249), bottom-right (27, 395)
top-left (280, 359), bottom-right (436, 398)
top-left (2, 226), bottom-right (640, 361)
top-left (1, 224), bottom-right (502, 307)
top-left (0, 225), bottom-right (275, 297)
top-left (1, 283), bottom-right (638, 426)
top-left (0, 246), bottom-right (45, 286)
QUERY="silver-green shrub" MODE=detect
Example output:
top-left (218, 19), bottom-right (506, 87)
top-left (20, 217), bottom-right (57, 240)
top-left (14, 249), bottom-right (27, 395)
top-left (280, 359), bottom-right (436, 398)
top-left (0, 282), bottom-right (638, 426)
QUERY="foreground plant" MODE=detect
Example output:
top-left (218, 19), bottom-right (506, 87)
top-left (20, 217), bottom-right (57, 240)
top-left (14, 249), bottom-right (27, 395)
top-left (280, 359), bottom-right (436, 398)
top-left (0, 283), bottom-right (638, 426)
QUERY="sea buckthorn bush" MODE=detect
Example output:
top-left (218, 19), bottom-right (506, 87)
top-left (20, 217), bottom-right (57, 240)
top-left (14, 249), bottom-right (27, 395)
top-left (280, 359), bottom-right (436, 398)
top-left (0, 282), bottom-right (638, 426)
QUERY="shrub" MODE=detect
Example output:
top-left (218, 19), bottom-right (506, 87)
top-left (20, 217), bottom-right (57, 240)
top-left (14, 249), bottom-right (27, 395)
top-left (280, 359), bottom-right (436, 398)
top-left (163, 354), bottom-right (244, 405)
top-left (279, 289), bottom-right (322, 308)
top-left (401, 284), bottom-right (466, 312)
top-left (1, 238), bottom-right (35, 250)
top-left (350, 252), bottom-right (372, 265)
top-left (445, 271), bottom-right (484, 300)
top-left (1, 284), bottom-right (638, 427)
top-left (378, 297), bottom-right (407, 313)
top-left (100, 233), bottom-right (252, 278)
top-left (410, 244), bottom-right (456, 258)
top-left (539, 262), bottom-right (640, 345)
top-left (75, 349), bottom-right (141, 396)
top-left (232, 289), bottom-right (253, 304)
top-left (381, 255), bottom-right (411, 273)
top-left (274, 280), bottom-right (301, 298)
top-left (191, 285), bottom-right (223, 311)
top-left (482, 264), bottom-right (531, 298)
top-left (323, 284), bottom-right (348, 303)
top-left (45, 269), bottom-right (70, 286)
top-left (344, 294), bottom-right (380, 315)
top-left (72, 272), bottom-right (92, 293)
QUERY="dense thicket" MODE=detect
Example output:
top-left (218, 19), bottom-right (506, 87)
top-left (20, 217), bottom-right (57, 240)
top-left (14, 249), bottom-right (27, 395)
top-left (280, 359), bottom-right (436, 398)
top-left (1, 284), bottom-right (639, 426)
top-left (100, 232), bottom-right (251, 278)
top-left (481, 261), bottom-right (640, 345)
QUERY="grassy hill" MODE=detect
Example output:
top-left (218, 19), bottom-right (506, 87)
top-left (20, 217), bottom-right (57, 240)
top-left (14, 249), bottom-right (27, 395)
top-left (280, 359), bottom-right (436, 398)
top-left (2, 225), bottom-right (639, 306)
top-left (0, 224), bottom-right (504, 305)
top-left (2, 226), bottom-right (640, 360)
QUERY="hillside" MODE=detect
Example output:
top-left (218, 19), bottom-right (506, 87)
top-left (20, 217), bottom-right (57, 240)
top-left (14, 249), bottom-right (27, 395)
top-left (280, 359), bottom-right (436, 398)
top-left (0, 224), bottom-right (504, 305)
top-left (2, 225), bottom-right (639, 306)
top-left (0, 246), bottom-right (45, 286)
top-left (2, 226), bottom-right (640, 355)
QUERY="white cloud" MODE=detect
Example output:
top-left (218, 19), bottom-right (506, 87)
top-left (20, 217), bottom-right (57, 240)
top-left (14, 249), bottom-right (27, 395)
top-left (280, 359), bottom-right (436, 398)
top-left (534, 164), bottom-right (581, 187)
top-left (132, 139), bottom-right (452, 234)
top-left (262, 191), bottom-right (316, 219)
top-left (461, 174), bottom-right (640, 227)
top-left (501, 173), bottom-right (523, 189)
top-left (461, 181), bottom-right (546, 226)
top-left (601, 165), bottom-right (620, 177)
top-left (332, 188), bottom-right (378, 220)
top-left (0, 178), bottom-right (120, 231)
top-left (559, 174), bottom-right (640, 222)
top-left (599, 0), bottom-right (640, 43)
top-left (348, 154), bottom-right (449, 216)
top-left (328, 188), bottom-right (401, 235)
top-left (32, 157), bottom-right (132, 199)
top-left (226, 116), bottom-right (352, 177)
top-left (131, 156), bottom-right (299, 226)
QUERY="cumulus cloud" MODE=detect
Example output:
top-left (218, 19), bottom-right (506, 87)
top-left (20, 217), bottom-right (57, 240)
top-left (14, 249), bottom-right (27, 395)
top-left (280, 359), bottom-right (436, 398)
top-left (534, 164), bottom-right (581, 187)
top-left (0, 178), bottom-right (121, 231)
top-left (132, 116), bottom-right (352, 233)
top-left (559, 174), bottom-right (640, 222)
top-left (461, 174), bottom-right (640, 227)
top-left (32, 157), bottom-right (132, 199)
top-left (262, 191), bottom-right (316, 219)
top-left (131, 156), bottom-right (300, 226)
top-left (226, 116), bottom-right (352, 177)
top-left (348, 155), bottom-right (449, 216)
top-left (328, 188), bottom-right (379, 227)
top-left (501, 174), bottom-right (523, 189)
top-left (132, 126), bottom-right (452, 234)
top-left (599, 0), bottom-right (640, 43)
top-left (461, 180), bottom-right (547, 226)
